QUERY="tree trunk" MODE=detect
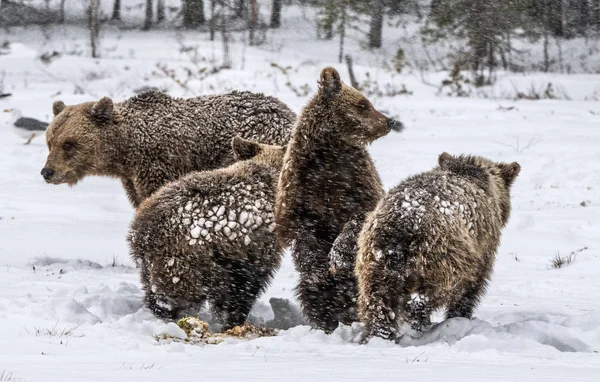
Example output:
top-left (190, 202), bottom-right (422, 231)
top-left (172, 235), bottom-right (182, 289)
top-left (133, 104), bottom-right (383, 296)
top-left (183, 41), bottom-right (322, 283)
top-left (183, 0), bottom-right (205, 28)
top-left (543, 31), bottom-right (549, 72)
top-left (560, 0), bottom-right (567, 37)
top-left (595, 0), bottom-right (600, 32)
top-left (143, 0), bottom-right (153, 30)
top-left (578, 0), bottom-right (589, 36)
top-left (249, 0), bottom-right (258, 45)
top-left (506, 30), bottom-right (512, 70)
top-left (368, 0), bottom-right (384, 49)
top-left (60, 0), bottom-right (67, 23)
top-left (209, 0), bottom-right (216, 41)
top-left (222, 2), bottom-right (231, 68)
top-left (345, 55), bottom-right (359, 89)
top-left (235, 0), bottom-right (247, 19)
top-left (556, 36), bottom-right (564, 73)
top-left (338, 4), bottom-right (346, 63)
top-left (112, 0), bottom-right (121, 20)
top-left (89, 0), bottom-right (101, 58)
top-left (270, 0), bottom-right (282, 28)
top-left (157, 0), bottom-right (165, 23)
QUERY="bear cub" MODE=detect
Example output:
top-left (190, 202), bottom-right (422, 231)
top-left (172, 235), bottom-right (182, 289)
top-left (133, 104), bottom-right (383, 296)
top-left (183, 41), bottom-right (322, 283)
top-left (356, 153), bottom-right (520, 341)
top-left (128, 137), bottom-right (285, 330)
top-left (276, 66), bottom-right (403, 332)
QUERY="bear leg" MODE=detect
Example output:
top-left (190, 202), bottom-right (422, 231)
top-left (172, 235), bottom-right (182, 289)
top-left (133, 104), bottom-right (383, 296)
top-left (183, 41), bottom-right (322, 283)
top-left (212, 259), bottom-right (271, 330)
top-left (292, 232), bottom-right (340, 333)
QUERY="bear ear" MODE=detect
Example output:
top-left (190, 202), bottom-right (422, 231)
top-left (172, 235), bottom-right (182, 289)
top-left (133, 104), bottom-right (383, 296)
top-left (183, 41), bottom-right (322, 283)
top-left (232, 136), bottom-right (261, 161)
top-left (498, 162), bottom-right (521, 186)
top-left (90, 97), bottom-right (114, 124)
top-left (52, 101), bottom-right (66, 116)
top-left (438, 152), bottom-right (454, 169)
top-left (318, 66), bottom-right (342, 101)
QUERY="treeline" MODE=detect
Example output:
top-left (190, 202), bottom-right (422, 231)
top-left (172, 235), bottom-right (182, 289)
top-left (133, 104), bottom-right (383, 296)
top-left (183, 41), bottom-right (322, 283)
top-left (3, 1), bottom-right (600, 77)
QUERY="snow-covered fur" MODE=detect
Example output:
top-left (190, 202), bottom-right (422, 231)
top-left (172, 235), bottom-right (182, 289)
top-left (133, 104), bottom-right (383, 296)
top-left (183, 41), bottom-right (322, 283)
top-left (356, 153), bottom-right (521, 341)
top-left (128, 137), bottom-right (285, 330)
top-left (275, 67), bottom-right (400, 332)
top-left (42, 90), bottom-right (295, 207)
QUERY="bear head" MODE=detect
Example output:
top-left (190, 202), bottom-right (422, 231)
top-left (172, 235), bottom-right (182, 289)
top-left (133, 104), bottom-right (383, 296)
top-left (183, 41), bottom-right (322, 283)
top-left (41, 97), bottom-right (116, 186)
top-left (438, 152), bottom-right (521, 225)
top-left (312, 66), bottom-right (403, 146)
top-left (232, 136), bottom-right (286, 170)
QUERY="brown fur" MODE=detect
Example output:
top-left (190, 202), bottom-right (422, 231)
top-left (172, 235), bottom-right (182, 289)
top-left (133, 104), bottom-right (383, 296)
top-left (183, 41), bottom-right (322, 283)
top-left (128, 137), bottom-right (286, 330)
top-left (275, 67), bottom-right (400, 332)
top-left (42, 90), bottom-right (295, 207)
top-left (356, 153), bottom-right (520, 341)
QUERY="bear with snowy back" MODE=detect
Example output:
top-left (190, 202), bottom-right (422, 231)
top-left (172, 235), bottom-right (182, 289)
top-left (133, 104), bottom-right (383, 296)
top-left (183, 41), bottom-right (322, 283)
top-left (275, 66), bottom-right (403, 332)
top-left (128, 137), bottom-right (286, 330)
top-left (41, 90), bottom-right (295, 207)
top-left (356, 153), bottom-right (520, 342)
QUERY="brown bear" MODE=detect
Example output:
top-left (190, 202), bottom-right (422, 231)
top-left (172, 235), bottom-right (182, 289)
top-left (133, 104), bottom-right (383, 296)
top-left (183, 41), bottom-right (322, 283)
top-left (275, 66), bottom-right (403, 333)
top-left (356, 153), bottom-right (521, 342)
top-left (41, 90), bottom-right (295, 207)
top-left (128, 137), bottom-right (285, 330)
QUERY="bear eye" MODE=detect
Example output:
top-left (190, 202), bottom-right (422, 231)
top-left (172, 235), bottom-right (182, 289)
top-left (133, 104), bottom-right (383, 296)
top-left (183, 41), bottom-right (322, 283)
top-left (62, 141), bottom-right (76, 151)
top-left (357, 101), bottom-right (370, 111)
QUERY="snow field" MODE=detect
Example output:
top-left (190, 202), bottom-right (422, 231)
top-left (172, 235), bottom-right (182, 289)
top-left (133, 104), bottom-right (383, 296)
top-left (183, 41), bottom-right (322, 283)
top-left (1, 6), bottom-right (600, 380)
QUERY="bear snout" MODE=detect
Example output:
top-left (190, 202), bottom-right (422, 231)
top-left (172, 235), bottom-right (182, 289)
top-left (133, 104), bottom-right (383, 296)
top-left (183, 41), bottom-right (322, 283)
top-left (387, 118), bottom-right (404, 133)
top-left (40, 167), bottom-right (55, 182)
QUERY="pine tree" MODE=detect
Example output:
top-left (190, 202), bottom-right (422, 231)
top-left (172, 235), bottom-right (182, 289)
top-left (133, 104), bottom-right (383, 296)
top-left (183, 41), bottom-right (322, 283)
top-left (183, 0), bottom-right (206, 28)
top-left (234, 0), bottom-right (247, 18)
top-left (594, 0), bottom-right (600, 32)
top-left (143, 0), bottom-right (153, 30)
top-left (270, 0), bottom-right (283, 28)
top-left (157, 0), bottom-right (165, 23)
top-left (89, 0), bottom-right (101, 58)
top-left (368, 0), bottom-right (384, 48)
top-left (427, 0), bottom-right (522, 84)
top-left (59, 0), bottom-right (67, 23)
top-left (112, 0), bottom-right (121, 20)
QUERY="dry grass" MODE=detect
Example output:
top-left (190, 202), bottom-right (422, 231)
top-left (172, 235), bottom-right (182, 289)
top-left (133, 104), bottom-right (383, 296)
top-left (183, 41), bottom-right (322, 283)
top-left (0, 370), bottom-right (22, 382)
top-left (24, 320), bottom-right (81, 338)
top-left (551, 253), bottom-right (575, 269)
top-left (551, 247), bottom-right (588, 269)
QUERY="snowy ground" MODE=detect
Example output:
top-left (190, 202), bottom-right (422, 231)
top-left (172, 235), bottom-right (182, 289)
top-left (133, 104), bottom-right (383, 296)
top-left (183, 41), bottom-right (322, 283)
top-left (1, 6), bottom-right (600, 381)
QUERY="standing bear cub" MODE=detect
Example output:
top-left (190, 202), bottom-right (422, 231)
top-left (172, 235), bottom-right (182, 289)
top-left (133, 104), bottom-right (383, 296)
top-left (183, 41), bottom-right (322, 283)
top-left (276, 66), bottom-right (403, 332)
top-left (128, 137), bottom-right (285, 330)
top-left (356, 153), bottom-right (520, 341)
top-left (41, 90), bottom-right (295, 207)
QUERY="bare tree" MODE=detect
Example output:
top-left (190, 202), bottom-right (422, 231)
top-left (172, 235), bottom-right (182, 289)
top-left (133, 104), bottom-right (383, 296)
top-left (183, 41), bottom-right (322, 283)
top-left (368, 0), bottom-right (384, 48)
top-left (270, 0), bottom-right (282, 28)
top-left (249, 0), bottom-right (258, 45)
top-left (143, 0), bottom-right (153, 30)
top-left (157, 0), bottom-right (165, 23)
top-left (221, 1), bottom-right (231, 68)
top-left (89, 0), bottom-right (101, 58)
top-left (112, 0), bottom-right (121, 20)
top-left (210, 0), bottom-right (217, 40)
top-left (183, 0), bottom-right (206, 28)
top-left (59, 0), bottom-right (67, 23)
top-left (338, 3), bottom-right (347, 63)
